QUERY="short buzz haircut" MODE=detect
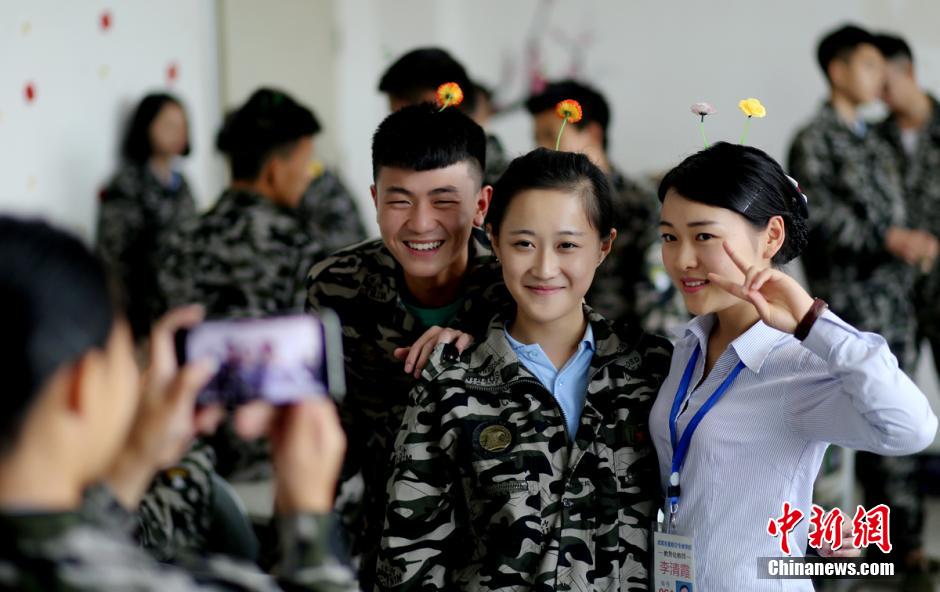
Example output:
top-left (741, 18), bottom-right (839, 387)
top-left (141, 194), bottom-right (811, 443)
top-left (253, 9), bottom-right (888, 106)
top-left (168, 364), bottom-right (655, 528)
top-left (371, 103), bottom-right (486, 185)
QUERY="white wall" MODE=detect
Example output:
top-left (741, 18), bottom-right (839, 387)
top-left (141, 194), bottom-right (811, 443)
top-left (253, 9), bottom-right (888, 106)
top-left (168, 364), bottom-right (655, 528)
top-left (0, 0), bottom-right (224, 240)
top-left (331, 0), bottom-right (940, 206)
top-left (218, 0), bottom-right (339, 165)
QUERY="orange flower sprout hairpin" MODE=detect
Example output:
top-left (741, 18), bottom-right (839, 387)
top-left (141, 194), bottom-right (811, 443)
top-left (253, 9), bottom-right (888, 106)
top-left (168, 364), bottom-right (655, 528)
top-left (554, 99), bottom-right (583, 150)
top-left (436, 82), bottom-right (464, 112)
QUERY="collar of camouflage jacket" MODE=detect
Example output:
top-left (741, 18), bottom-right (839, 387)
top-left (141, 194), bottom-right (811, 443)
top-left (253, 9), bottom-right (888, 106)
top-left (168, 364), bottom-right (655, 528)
top-left (216, 187), bottom-right (303, 221)
top-left (817, 101), bottom-right (869, 137)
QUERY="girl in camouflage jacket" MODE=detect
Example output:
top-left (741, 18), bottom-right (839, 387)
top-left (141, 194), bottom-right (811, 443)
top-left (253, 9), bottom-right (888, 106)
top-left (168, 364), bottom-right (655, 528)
top-left (376, 148), bottom-right (673, 591)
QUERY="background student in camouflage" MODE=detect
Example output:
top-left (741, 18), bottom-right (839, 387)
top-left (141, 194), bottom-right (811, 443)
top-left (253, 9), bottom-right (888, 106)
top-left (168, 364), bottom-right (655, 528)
top-left (875, 31), bottom-right (940, 583)
top-left (787, 25), bottom-right (936, 582)
top-left (525, 80), bottom-right (686, 336)
top-left (0, 216), bottom-right (356, 592)
top-left (96, 93), bottom-right (197, 341)
top-left (378, 47), bottom-right (509, 186)
top-left (298, 163), bottom-right (369, 256)
top-left (877, 32), bottom-right (940, 373)
top-left (377, 149), bottom-right (672, 591)
top-left (160, 87), bottom-right (323, 323)
top-left (158, 88), bottom-right (325, 487)
top-left (134, 88), bottom-right (325, 564)
top-left (306, 103), bottom-right (510, 589)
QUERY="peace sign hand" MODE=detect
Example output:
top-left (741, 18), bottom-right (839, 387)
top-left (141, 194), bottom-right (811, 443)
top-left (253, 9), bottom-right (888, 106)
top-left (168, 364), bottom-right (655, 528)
top-left (706, 241), bottom-right (815, 334)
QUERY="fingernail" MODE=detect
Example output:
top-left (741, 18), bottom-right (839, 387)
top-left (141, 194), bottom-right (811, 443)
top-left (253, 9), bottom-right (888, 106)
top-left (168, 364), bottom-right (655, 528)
top-left (405, 364), bottom-right (412, 373)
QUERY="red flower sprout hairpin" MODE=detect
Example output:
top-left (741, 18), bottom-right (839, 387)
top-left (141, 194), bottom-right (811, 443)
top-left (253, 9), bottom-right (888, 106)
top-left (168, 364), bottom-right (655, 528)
top-left (436, 82), bottom-right (464, 112)
top-left (554, 99), bottom-right (583, 150)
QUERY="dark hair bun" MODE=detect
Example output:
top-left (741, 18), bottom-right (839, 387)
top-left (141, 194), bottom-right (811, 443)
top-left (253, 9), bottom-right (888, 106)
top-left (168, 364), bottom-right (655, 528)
top-left (658, 142), bottom-right (809, 265)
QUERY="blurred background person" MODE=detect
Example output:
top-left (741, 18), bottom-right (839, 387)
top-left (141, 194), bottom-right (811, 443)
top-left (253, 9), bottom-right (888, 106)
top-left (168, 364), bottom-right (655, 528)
top-left (96, 93), bottom-right (197, 341)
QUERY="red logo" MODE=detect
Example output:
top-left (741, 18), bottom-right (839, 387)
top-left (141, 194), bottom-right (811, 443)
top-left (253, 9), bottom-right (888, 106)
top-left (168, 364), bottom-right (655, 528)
top-left (768, 503), bottom-right (892, 555)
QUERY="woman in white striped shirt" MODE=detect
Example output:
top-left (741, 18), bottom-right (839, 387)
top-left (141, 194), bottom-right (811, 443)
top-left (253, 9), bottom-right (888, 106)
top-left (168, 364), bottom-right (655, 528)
top-left (651, 142), bottom-right (938, 591)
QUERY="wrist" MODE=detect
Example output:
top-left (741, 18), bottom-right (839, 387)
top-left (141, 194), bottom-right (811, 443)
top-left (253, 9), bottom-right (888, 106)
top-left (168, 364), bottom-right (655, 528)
top-left (275, 479), bottom-right (335, 514)
top-left (105, 451), bottom-right (158, 509)
top-left (794, 298), bottom-right (829, 341)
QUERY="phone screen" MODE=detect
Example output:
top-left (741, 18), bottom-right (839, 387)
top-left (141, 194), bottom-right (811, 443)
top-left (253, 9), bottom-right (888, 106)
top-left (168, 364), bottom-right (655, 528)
top-left (177, 312), bottom-right (345, 407)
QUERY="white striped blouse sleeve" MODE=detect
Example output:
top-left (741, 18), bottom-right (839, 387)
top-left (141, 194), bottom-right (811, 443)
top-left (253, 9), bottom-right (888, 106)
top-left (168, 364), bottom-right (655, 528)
top-left (783, 310), bottom-right (938, 454)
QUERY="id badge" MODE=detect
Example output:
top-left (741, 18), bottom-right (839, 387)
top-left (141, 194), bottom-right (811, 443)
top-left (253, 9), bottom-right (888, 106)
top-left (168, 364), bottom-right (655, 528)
top-left (652, 530), bottom-right (696, 592)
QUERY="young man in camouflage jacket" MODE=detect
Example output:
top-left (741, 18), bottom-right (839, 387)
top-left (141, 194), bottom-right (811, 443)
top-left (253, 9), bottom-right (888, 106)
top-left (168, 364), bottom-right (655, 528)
top-left (306, 104), bottom-right (511, 588)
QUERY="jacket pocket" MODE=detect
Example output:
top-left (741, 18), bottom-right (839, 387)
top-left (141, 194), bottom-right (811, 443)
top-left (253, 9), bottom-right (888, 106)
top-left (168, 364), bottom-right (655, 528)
top-left (463, 455), bottom-right (542, 562)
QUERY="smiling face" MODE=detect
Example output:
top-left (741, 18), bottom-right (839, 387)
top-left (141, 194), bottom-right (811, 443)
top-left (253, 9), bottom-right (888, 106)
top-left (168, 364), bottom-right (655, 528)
top-left (492, 188), bottom-right (613, 329)
top-left (372, 162), bottom-right (490, 299)
top-left (660, 190), bottom-right (776, 317)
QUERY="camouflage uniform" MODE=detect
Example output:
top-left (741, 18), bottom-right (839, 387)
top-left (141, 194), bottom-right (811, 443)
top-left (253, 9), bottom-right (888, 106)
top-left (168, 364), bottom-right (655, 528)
top-left (875, 94), bottom-right (940, 561)
top-left (306, 229), bottom-right (511, 587)
top-left (880, 94), bottom-right (940, 368)
top-left (787, 102), bottom-right (917, 370)
top-left (141, 188), bottom-right (328, 561)
top-left (376, 306), bottom-right (672, 591)
top-left (136, 441), bottom-right (216, 562)
top-left (587, 168), bottom-right (687, 337)
top-left (159, 186), bottom-right (328, 480)
top-left (788, 102), bottom-right (921, 561)
top-left (0, 485), bottom-right (357, 591)
top-left (96, 163), bottom-right (197, 339)
top-left (297, 167), bottom-right (369, 257)
top-left (160, 187), bottom-right (324, 319)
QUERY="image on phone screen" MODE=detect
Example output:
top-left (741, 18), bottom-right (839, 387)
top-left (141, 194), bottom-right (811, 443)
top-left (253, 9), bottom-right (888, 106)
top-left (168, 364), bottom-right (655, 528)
top-left (178, 312), bottom-right (345, 407)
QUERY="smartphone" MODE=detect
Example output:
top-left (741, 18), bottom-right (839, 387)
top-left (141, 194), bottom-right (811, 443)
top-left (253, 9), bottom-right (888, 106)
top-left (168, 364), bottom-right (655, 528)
top-left (175, 310), bottom-right (346, 407)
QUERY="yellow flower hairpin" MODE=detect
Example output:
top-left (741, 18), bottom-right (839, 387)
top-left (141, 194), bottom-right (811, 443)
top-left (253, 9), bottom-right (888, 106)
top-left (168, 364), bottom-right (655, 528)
top-left (738, 98), bottom-right (766, 145)
top-left (436, 82), bottom-right (465, 112)
top-left (554, 99), bottom-right (583, 150)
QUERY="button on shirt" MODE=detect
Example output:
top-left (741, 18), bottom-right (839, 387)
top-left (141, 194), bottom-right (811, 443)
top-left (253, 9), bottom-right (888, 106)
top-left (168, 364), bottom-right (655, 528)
top-left (650, 310), bottom-right (938, 591)
top-left (504, 323), bottom-right (595, 436)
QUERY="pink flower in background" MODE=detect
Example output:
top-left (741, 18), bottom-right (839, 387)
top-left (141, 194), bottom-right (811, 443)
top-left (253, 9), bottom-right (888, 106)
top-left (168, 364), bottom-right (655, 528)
top-left (691, 102), bottom-right (715, 148)
top-left (690, 102), bottom-right (716, 118)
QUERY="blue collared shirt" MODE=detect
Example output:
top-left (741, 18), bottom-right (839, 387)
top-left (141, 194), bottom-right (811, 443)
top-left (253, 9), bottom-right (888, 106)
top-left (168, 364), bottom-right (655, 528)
top-left (504, 323), bottom-right (595, 437)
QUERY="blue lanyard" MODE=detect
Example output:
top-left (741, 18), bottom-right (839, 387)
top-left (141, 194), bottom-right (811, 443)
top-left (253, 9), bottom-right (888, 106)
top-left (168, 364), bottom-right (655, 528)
top-left (667, 345), bottom-right (746, 519)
